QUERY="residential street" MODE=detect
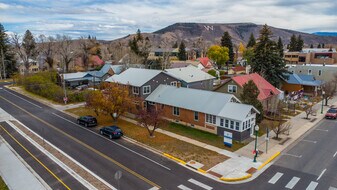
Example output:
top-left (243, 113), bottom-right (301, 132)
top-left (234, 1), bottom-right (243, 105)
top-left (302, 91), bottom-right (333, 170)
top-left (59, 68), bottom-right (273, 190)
top-left (1, 85), bottom-right (337, 189)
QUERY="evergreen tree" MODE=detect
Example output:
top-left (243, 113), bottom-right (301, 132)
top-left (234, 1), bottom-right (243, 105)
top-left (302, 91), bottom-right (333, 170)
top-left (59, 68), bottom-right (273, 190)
top-left (250, 24), bottom-right (288, 87)
top-left (310, 44), bottom-right (313, 48)
top-left (288, 34), bottom-right (297, 51)
top-left (240, 80), bottom-right (264, 123)
top-left (322, 43), bottom-right (325, 48)
top-left (221, 31), bottom-right (234, 64)
top-left (296, 35), bottom-right (304, 51)
top-left (128, 29), bottom-right (151, 65)
top-left (0, 23), bottom-right (17, 78)
top-left (247, 33), bottom-right (256, 48)
top-left (178, 41), bottom-right (187, 61)
top-left (317, 43), bottom-right (321, 48)
top-left (277, 37), bottom-right (284, 57)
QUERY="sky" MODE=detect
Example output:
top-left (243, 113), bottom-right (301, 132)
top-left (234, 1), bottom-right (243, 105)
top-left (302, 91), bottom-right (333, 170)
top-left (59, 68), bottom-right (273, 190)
top-left (0, 0), bottom-right (336, 40)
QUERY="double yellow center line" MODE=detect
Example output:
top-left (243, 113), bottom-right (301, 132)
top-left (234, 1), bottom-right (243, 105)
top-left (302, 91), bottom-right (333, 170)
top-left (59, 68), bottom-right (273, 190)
top-left (0, 125), bottom-right (71, 190)
top-left (0, 95), bottom-right (161, 189)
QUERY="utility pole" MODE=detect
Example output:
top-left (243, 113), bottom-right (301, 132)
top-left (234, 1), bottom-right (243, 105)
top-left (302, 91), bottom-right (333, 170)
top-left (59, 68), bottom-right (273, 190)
top-left (63, 64), bottom-right (68, 104)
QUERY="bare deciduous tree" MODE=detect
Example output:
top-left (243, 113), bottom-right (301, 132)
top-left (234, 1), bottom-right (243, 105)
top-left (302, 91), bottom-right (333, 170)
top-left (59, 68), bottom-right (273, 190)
top-left (322, 81), bottom-right (337, 106)
top-left (303, 102), bottom-right (316, 119)
top-left (38, 34), bottom-right (55, 70)
top-left (11, 30), bottom-right (37, 75)
top-left (57, 35), bottom-right (74, 72)
top-left (137, 107), bottom-right (166, 137)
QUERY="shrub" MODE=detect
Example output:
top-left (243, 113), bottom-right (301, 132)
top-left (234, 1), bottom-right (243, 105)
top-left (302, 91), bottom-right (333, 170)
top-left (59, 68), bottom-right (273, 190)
top-left (207, 69), bottom-right (217, 78)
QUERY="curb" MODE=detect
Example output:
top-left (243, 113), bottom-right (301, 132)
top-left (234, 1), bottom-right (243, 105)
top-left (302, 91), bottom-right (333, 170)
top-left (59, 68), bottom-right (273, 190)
top-left (257, 151), bottom-right (281, 170)
top-left (219, 174), bottom-right (252, 182)
top-left (163, 153), bottom-right (186, 165)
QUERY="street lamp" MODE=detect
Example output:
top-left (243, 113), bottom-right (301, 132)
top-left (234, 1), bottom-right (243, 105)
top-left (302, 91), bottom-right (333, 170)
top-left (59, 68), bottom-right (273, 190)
top-left (321, 91), bottom-right (325, 114)
top-left (253, 125), bottom-right (259, 162)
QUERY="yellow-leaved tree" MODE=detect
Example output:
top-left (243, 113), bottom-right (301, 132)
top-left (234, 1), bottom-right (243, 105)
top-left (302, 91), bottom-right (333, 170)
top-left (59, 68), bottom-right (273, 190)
top-left (207, 45), bottom-right (229, 69)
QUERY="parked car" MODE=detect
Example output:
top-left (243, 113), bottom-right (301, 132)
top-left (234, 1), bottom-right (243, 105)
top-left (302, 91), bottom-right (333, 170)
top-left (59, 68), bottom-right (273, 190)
top-left (99, 126), bottom-right (123, 139)
top-left (77, 116), bottom-right (97, 127)
top-left (75, 84), bottom-right (88, 91)
top-left (325, 108), bottom-right (337, 119)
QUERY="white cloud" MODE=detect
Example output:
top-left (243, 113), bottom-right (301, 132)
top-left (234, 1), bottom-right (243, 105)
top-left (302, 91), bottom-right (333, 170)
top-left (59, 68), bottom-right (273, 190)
top-left (1, 0), bottom-right (337, 40)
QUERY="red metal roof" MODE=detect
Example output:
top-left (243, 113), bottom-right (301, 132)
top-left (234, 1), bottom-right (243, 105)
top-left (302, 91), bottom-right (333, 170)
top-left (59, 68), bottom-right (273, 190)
top-left (198, 57), bottom-right (211, 68)
top-left (233, 66), bottom-right (246, 72)
top-left (232, 73), bottom-right (280, 101)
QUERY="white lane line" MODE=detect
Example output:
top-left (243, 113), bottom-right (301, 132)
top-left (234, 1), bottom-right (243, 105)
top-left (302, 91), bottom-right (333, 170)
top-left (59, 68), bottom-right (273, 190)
top-left (315, 128), bottom-right (328, 132)
top-left (302, 139), bottom-right (317, 144)
top-left (317, 168), bottom-right (327, 181)
top-left (3, 89), bottom-right (42, 108)
top-left (285, 176), bottom-right (300, 189)
top-left (268, 172), bottom-right (283, 184)
top-left (333, 151), bottom-right (337, 158)
top-left (306, 181), bottom-right (318, 190)
top-left (283, 153), bottom-right (302, 158)
top-left (148, 187), bottom-right (159, 190)
top-left (52, 112), bottom-right (171, 171)
top-left (188, 178), bottom-right (212, 190)
top-left (329, 187), bottom-right (337, 190)
top-left (178, 185), bottom-right (193, 190)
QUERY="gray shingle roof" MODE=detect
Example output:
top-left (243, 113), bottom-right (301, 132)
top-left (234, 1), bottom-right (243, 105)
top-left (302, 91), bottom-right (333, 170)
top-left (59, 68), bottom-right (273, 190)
top-left (105, 68), bottom-right (161, 87)
top-left (165, 65), bottom-right (215, 83)
top-left (146, 85), bottom-right (257, 120)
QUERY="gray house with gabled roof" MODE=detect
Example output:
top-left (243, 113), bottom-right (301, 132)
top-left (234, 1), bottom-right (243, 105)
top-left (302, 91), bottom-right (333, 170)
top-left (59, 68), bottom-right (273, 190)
top-left (105, 68), bottom-right (179, 99)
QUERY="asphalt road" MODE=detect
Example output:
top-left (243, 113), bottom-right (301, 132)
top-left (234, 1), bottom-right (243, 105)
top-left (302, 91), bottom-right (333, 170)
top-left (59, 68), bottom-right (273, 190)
top-left (0, 84), bottom-right (336, 190)
top-left (0, 121), bottom-right (87, 190)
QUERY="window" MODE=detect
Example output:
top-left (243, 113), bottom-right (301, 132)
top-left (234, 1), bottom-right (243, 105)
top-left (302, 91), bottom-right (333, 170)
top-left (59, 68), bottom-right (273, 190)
top-left (170, 81), bottom-right (177, 86)
top-left (220, 118), bottom-right (224, 126)
top-left (225, 119), bottom-right (229, 128)
top-left (148, 101), bottom-right (155, 105)
top-left (194, 112), bottom-right (199, 121)
top-left (308, 69), bottom-right (312, 75)
top-left (228, 85), bottom-right (237, 93)
top-left (235, 122), bottom-right (240, 130)
top-left (173, 107), bottom-right (180, 116)
top-left (143, 85), bottom-right (151, 94)
top-left (230, 121), bottom-right (234, 129)
top-left (248, 119), bottom-right (251, 128)
top-left (132, 86), bottom-right (139, 94)
top-left (318, 70), bottom-right (322, 76)
top-left (243, 121), bottom-right (246, 130)
top-left (206, 114), bottom-right (216, 124)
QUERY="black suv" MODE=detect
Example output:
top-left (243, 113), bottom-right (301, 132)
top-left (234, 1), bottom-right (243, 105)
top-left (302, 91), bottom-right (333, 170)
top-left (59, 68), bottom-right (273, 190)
top-left (77, 116), bottom-right (97, 127)
top-left (99, 126), bottom-right (123, 139)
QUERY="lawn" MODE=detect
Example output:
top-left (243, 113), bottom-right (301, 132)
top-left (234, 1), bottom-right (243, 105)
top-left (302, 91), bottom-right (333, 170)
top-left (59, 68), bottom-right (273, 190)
top-left (0, 176), bottom-right (8, 190)
top-left (162, 122), bottom-right (246, 151)
top-left (66, 107), bottom-right (228, 170)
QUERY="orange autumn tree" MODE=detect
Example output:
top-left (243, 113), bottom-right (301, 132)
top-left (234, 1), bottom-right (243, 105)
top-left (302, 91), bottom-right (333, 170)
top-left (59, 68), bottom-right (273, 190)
top-left (86, 83), bottom-right (134, 122)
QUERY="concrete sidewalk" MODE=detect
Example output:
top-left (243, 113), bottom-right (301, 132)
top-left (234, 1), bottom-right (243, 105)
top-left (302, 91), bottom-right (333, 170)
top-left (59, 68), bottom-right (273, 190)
top-left (0, 137), bottom-right (50, 190)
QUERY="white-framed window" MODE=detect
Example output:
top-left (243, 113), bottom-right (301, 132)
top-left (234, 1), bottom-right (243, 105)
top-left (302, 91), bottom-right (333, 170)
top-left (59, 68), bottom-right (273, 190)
top-left (206, 114), bottom-right (216, 124)
top-left (318, 70), bottom-right (322, 76)
top-left (308, 69), bottom-right (312, 75)
top-left (225, 119), bottom-right (229, 128)
top-left (170, 81), bottom-right (177, 86)
top-left (194, 112), bottom-right (199, 121)
top-left (173, 107), bottom-right (180, 116)
top-left (228, 85), bottom-right (237, 93)
top-left (143, 85), bottom-right (151, 95)
top-left (220, 118), bottom-right (224, 127)
top-left (230, 120), bottom-right (234, 129)
top-left (132, 86), bottom-right (139, 95)
top-left (235, 122), bottom-right (240, 131)
top-left (248, 119), bottom-right (251, 128)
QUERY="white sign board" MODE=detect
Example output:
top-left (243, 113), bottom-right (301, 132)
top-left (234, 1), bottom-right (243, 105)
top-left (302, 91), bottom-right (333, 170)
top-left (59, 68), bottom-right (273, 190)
top-left (224, 131), bottom-right (233, 147)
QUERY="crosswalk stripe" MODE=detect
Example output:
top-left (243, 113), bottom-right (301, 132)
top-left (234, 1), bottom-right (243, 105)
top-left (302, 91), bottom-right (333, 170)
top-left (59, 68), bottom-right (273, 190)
top-left (178, 185), bottom-right (193, 190)
top-left (329, 187), bottom-right (337, 190)
top-left (268, 172), bottom-right (284, 184)
top-left (188, 178), bottom-right (213, 190)
top-left (148, 187), bottom-right (159, 190)
top-left (285, 176), bottom-right (300, 189)
top-left (306, 181), bottom-right (318, 190)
